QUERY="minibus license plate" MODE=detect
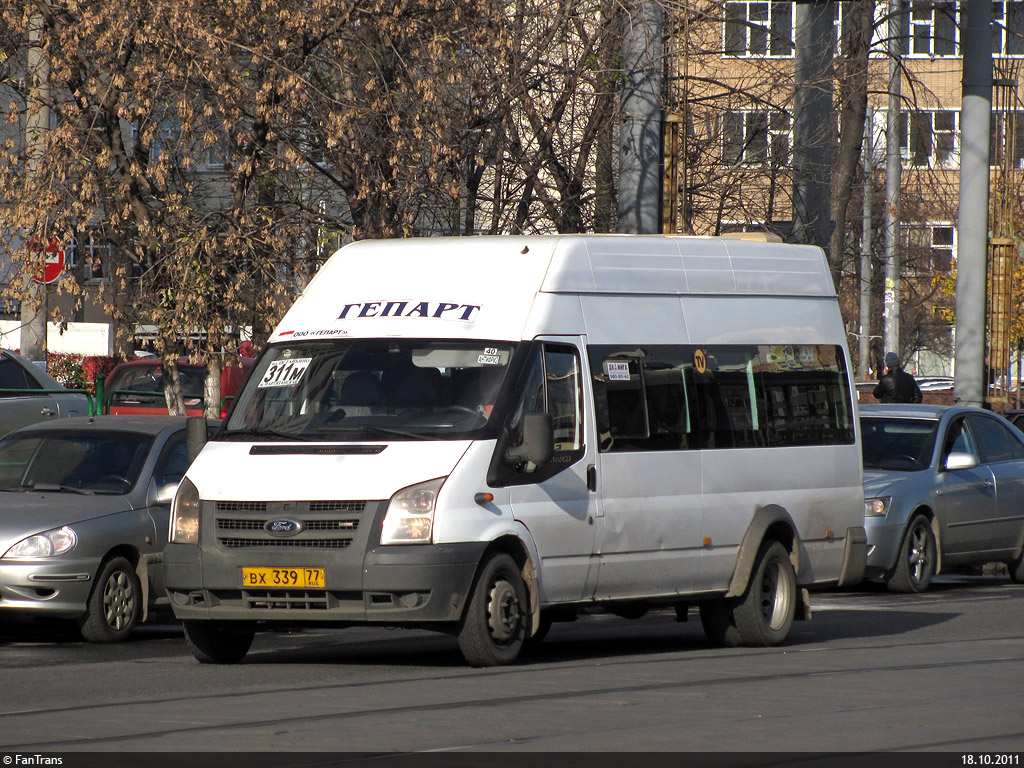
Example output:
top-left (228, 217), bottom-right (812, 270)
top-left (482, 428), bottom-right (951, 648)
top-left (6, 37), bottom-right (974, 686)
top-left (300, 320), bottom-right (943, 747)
top-left (242, 567), bottom-right (325, 588)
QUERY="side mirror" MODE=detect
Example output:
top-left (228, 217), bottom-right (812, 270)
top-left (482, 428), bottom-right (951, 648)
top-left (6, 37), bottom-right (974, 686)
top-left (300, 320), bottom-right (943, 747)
top-left (507, 412), bottom-right (554, 468)
top-left (148, 477), bottom-right (180, 506)
top-left (944, 451), bottom-right (978, 471)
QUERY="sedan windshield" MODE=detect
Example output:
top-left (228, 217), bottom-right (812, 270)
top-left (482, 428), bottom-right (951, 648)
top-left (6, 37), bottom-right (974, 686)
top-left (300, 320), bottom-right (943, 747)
top-left (861, 417), bottom-right (938, 471)
top-left (0, 432), bottom-right (153, 494)
top-left (224, 339), bottom-right (517, 441)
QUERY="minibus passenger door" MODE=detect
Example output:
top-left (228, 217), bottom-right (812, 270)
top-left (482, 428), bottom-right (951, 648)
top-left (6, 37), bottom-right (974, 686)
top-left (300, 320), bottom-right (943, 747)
top-left (503, 339), bottom-right (600, 604)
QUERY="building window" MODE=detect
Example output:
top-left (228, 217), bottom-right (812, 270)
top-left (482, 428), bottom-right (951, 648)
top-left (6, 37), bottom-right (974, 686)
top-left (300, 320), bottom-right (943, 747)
top-left (991, 110), bottom-right (1024, 168)
top-left (899, 110), bottom-right (959, 168)
top-left (906, 224), bottom-right (956, 275)
top-left (993, 1), bottom-right (1024, 56)
top-left (724, 2), bottom-right (794, 57)
top-left (902, 1), bottom-right (957, 57)
top-left (722, 110), bottom-right (791, 167)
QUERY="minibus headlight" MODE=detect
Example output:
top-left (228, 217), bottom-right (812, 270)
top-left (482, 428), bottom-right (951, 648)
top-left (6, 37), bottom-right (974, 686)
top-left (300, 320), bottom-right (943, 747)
top-left (170, 477), bottom-right (201, 544)
top-left (864, 496), bottom-right (890, 518)
top-left (381, 477), bottom-right (445, 545)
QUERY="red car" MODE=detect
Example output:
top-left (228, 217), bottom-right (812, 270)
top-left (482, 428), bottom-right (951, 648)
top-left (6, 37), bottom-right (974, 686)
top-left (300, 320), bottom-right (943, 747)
top-left (103, 357), bottom-right (254, 417)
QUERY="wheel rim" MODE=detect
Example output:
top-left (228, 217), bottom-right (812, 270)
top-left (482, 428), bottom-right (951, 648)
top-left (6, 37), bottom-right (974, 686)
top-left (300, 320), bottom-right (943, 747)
top-left (908, 523), bottom-right (932, 585)
top-left (759, 560), bottom-right (791, 631)
top-left (485, 577), bottom-right (521, 645)
top-left (103, 570), bottom-right (136, 632)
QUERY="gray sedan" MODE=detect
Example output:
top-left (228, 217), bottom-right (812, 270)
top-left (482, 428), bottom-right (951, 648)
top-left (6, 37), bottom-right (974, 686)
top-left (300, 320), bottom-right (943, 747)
top-left (0, 416), bottom-right (214, 641)
top-left (861, 403), bottom-right (1024, 592)
top-left (0, 349), bottom-right (91, 438)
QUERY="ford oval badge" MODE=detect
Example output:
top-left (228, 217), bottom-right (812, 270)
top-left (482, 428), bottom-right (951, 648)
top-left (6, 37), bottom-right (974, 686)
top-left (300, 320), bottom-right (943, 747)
top-left (265, 519), bottom-right (304, 537)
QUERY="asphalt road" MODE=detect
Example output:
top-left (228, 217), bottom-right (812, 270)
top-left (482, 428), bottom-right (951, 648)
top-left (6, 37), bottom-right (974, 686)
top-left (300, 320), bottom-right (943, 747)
top-left (1, 574), bottom-right (1022, 756)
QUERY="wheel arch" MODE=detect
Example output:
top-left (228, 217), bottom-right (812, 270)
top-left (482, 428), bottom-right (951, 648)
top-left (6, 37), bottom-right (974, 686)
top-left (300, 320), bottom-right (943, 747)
top-left (96, 545), bottom-right (149, 621)
top-left (468, 534), bottom-right (542, 637)
top-left (892, 506), bottom-right (942, 577)
top-left (725, 505), bottom-right (799, 599)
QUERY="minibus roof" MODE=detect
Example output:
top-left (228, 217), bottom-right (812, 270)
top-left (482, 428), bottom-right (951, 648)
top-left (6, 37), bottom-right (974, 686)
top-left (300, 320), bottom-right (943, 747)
top-left (271, 235), bottom-right (835, 344)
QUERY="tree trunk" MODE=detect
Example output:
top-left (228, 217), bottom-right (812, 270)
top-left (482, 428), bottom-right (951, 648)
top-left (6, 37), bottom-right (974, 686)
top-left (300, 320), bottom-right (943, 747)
top-left (204, 354), bottom-right (223, 420)
top-left (161, 353), bottom-right (186, 416)
top-left (829, 0), bottom-right (874, 290)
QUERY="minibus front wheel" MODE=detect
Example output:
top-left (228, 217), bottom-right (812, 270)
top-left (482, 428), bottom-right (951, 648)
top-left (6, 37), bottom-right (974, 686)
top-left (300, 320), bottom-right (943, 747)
top-left (183, 619), bottom-right (256, 664)
top-left (457, 553), bottom-right (528, 667)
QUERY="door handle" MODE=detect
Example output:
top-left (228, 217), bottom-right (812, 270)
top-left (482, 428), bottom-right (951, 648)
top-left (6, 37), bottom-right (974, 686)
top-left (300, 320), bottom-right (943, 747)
top-left (587, 464), bottom-right (597, 492)
top-left (39, 407), bottom-right (55, 416)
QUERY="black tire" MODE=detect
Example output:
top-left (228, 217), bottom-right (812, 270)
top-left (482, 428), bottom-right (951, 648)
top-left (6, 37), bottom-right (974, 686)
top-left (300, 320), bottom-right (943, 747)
top-left (699, 598), bottom-right (741, 648)
top-left (731, 541), bottom-right (797, 646)
top-left (183, 620), bottom-right (256, 664)
top-left (525, 611), bottom-right (554, 647)
top-left (887, 514), bottom-right (936, 593)
top-left (1006, 551), bottom-right (1024, 584)
top-left (79, 556), bottom-right (141, 643)
top-left (457, 553), bottom-right (528, 667)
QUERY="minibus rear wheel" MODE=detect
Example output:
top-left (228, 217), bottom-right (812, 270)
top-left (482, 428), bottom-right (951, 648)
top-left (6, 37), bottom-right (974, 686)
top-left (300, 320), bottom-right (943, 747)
top-left (732, 540), bottom-right (797, 646)
top-left (183, 619), bottom-right (256, 664)
top-left (700, 540), bottom-right (796, 648)
top-left (457, 553), bottom-right (528, 666)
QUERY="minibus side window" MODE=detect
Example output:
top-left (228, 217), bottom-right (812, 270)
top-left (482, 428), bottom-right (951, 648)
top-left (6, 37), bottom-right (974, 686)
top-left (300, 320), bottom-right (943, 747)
top-left (694, 347), bottom-right (763, 449)
top-left (494, 343), bottom-right (584, 485)
top-left (757, 344), bottom-right (855, 447)
top-left (589, 345), bottom-right (696, 452)
top-left (590, 343), bottom-right (853, 451)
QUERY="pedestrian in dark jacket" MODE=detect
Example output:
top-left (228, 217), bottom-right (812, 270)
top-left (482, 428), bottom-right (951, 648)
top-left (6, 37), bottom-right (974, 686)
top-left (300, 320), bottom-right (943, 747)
top-left (873, 351), bottom-right (923, 404)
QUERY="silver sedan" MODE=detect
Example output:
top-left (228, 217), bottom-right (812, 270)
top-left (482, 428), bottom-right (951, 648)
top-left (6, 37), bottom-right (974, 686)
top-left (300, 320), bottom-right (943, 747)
top-left (861, 403), bottom-right (1024, 592)
top-left (0, 416), bottom-right (214, 641)
top-left (0, 349), bottom-right (91, 437)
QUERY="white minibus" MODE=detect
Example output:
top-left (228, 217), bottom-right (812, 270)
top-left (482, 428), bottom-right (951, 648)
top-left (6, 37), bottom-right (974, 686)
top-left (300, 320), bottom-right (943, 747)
top-left (165, 234), bottom-right (866, 666)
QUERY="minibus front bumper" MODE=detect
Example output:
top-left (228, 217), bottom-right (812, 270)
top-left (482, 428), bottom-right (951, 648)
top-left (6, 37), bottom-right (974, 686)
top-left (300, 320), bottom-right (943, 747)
top-left (163, 540), bottom-right (487, 625)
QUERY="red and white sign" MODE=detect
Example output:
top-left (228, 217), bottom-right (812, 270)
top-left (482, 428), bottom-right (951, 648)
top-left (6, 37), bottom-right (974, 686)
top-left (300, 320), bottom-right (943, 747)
top-left (30, 237), bottom-right (65, 284)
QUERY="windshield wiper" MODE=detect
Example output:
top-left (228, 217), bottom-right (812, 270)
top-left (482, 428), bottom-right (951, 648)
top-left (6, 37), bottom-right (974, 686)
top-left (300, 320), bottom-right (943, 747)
top-left (221, 427), bottom-right (312, 442)
top-left (319, 425), bottom-right (431, 441)
top-left (8, 483), bottom-right (96, 495)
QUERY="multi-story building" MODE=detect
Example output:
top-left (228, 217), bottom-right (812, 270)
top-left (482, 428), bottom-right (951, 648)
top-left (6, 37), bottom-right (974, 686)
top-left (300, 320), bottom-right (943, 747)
top-left (667, 0), bottom-right (1024, 381)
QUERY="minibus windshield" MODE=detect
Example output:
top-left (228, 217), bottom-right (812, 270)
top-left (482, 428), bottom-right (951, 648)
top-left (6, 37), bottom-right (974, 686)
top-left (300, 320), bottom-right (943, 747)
top-left (223, 339), bottom-right (516, 441)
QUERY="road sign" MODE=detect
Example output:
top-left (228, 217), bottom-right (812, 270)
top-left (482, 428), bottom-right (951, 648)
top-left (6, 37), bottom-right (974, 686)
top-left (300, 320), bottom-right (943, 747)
top-left (30, 237), bottom-right (65, 284)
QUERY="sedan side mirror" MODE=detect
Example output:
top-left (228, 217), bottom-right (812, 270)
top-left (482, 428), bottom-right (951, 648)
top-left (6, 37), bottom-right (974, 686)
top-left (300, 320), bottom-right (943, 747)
top-left (944, 451), bottom-right (978, 471)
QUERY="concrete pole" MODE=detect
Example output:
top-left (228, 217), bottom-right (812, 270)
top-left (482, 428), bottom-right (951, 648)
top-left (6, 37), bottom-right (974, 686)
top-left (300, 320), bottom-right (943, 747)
top-left (20, 12), bottom-right (49, 362)
top-left (882, 0), bottom-right (905, 361)
top-left (954, 0), bottom-right (993, 408)
top-left (792, 0), bottom-right (834, 250)
top-left (618, 0), bottom-right (663, 235)
top-left (859, 106), bottom-right (874, 381)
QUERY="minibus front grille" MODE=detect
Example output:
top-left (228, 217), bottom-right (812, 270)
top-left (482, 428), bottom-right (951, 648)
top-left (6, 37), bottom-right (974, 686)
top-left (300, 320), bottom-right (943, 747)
top-left (216, 519), bottom-right (359, 533)
top-left (219, 538), bottom-right (353, 549)
top-left (217, 501), bottom-right (268, 512)
top-left (309, 500), bottom-right (365, 512)
top-left (243, 590), bottom-right (330, 610)
top-left (211, 499), bottom-right (375, 551)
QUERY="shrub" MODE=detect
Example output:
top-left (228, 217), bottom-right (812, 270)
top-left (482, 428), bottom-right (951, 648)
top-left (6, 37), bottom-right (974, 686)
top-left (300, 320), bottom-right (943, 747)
top-left (47, 353), bottom-right (89, 391)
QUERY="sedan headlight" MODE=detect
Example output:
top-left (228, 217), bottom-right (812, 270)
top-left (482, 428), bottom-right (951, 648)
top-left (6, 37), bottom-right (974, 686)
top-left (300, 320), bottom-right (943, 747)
top-left (3, 526), bottom-right (78, 559)
top-left (170, 477), bottom-right (201, 544)
top-left (865, 496), bottom-right (891, 517)
top-left (380, 477), bottom-right (446, 545)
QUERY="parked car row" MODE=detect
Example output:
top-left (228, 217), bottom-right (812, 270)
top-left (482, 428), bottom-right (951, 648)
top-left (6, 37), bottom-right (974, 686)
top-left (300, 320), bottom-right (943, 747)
top-left (0, 402), bottom-right (1021, 648)
top-left (862, 403), bottom-right (1024, 592)
top-left (0, 416), bottom-right (219, 641)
